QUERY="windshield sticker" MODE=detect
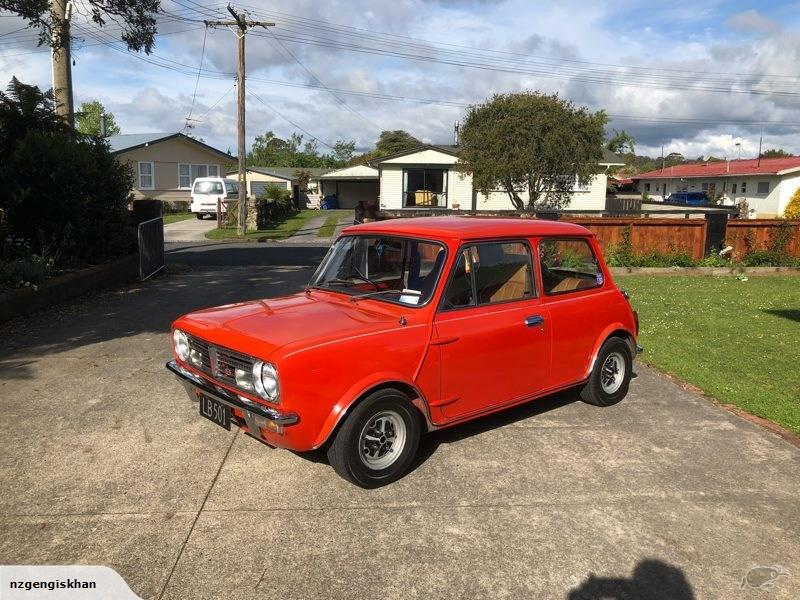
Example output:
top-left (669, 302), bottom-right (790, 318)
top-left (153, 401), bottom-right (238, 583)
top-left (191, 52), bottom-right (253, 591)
top-left (596, 272), bottom-right (604, 285)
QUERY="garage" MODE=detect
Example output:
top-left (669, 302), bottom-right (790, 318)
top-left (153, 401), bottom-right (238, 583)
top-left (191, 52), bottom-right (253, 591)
top-left (318, 165), bottom-right (379, 209)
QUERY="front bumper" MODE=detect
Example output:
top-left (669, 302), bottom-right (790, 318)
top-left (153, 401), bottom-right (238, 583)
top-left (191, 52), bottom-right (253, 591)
top-left (166, 360), bottom-right (299, 438)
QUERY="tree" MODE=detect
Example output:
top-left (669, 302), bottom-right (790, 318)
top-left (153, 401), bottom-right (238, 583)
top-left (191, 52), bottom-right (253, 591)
top-left (457, 92), bottom-right (607, 210)
top-left (0, 77), bottom-right (68, 163)
top-left (784, 188), bottom-right (800, 219)
top-left (761, 148), bottom-right (793, 159)
top-left (75, 100), bottom-right (120, 136)
top-left (0, 0), bottom-right (160, 52)
top-left (606, 129), bottom-right (635, 155)
top-left (332, 139), bottom-right (356, 163)
top-left (350, 130), bottom-right (421, 165)
top-left (247, 130), bottom-right (354, 168)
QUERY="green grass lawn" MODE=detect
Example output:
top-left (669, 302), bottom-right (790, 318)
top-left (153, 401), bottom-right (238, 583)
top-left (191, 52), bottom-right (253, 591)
top-left (205, 210), bottom-right (323, 241)
top-left (617, 275), bottom-right (800, 435)
top-left (163, 212), bottom-right (193, 225)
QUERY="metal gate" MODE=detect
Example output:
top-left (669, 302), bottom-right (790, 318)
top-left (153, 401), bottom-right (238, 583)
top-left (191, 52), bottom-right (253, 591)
top-left (138, 216), bottom-right (165, 280)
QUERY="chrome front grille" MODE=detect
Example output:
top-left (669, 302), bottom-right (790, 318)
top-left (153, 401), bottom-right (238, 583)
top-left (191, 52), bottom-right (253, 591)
top-left (186, 334), bottom-right (254, 387)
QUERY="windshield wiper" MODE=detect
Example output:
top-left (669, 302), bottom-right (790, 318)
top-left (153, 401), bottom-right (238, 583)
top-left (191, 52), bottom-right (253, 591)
top-left (350, 289), bottom-right (422, 302)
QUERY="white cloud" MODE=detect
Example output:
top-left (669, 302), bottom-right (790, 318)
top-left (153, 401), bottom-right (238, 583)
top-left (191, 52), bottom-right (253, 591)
top-left (1, 1), bottom-right (800, 158)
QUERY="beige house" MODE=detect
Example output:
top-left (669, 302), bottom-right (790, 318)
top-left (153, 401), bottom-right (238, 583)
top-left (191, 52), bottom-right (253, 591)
top-left (318, 165), bottom-right (380, 208)
top-left (225, 167), bottom-right (331, 200)
top-left (371, 145), bottom-right (623, 211)
top-left (110, 133), bottom-right (236, 204)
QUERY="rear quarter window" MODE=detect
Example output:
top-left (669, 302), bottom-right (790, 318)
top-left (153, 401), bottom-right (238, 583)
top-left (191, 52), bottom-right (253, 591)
top-left (539, 238), bottom-right (603, 295)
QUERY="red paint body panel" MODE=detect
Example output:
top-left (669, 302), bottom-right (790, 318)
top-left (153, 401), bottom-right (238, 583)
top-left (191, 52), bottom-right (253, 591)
top-left (170, 218), bottom-right (637, 452)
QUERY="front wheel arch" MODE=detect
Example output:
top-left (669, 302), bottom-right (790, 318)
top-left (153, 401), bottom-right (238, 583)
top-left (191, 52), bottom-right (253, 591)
top-left (313, 380), bottom-right (432, 450)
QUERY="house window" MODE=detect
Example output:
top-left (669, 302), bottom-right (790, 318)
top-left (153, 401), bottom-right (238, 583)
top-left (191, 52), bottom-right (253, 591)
top-left (138, 161), bottom-right (154, 190)
top-left (178, 164), bottom-right (221, 189)
top-left (756, 181), bottom-right (769, 195)
top-left (644, 183), bottom-right (651, 192)
top-left (732, 183), bottom-right (737, 194)
top-left (741, 181), bottom-right (747, 194)
top-left (539, 238), bottom-right (602, 295)
top-left (403, 169), bottom-right (447, 208)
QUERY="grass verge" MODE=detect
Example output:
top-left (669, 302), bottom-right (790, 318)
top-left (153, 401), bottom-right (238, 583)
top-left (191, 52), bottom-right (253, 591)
top-left (163, 212), bottom-right (193, 225)
top-left (617, 275), bottom-right (800, 435)
top-left (205, 210), bottom-right (322, 241)
top-left (317, 210), bottom-right (350, 237)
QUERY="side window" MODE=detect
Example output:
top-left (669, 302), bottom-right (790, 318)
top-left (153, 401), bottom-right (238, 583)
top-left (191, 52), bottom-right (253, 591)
top-left (442, 250), bottom-right (474, 309)
top-left (539, 238), bottom-right (603, 295)
top-left (442, 241), bottom-right (533, 309)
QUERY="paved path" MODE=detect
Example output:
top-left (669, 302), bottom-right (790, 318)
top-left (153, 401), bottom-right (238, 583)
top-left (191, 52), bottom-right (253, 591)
top-left (1, 246), bottom-right (798, 599)
top-left (163, 216), bottom-right (216, 243)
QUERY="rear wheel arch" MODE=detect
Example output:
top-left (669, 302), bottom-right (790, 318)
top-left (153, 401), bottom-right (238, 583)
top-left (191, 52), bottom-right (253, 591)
top-left (586, 326), bottom-right (637, 379)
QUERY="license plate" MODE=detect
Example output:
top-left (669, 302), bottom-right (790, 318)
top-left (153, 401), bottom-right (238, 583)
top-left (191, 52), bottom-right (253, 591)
top-left (199, 395), bottom-right (231, 430)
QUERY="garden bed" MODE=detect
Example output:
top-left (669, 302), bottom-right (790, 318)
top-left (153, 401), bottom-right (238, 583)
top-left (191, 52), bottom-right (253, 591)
top-left (0, 254), bottom-right (138, 323)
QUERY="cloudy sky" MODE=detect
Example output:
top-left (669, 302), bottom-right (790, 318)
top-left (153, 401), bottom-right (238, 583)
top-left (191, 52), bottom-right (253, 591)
top-left (1, 0), bottom-right (799, 159)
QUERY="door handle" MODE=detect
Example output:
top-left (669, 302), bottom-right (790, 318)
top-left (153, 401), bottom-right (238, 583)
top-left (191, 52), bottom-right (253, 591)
top-left (524, 315), bottom-right (544, 328)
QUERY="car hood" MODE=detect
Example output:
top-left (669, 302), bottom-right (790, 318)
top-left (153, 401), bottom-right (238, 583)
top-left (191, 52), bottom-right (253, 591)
top-left (174, 291), bottom-right (410, 360)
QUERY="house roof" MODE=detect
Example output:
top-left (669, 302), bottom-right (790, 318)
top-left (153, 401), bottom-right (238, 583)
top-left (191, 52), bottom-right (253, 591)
top-left (230, 166), bottom-right (333, 181)
top-left (369, 144), bottom-right (624, 166)
top-left (343, 216), bottom-right (592, 240)
top-left (368, 144), bottom-right (460, 164)
top-left (108, 132), bottom-right (234, 161)
top-left (633, 157), bottom-right (800, 179)
top-left (319, 165), bottom-right (379, 179)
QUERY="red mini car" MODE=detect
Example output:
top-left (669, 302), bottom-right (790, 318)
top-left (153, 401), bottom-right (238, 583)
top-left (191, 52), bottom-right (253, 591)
top-left (168, 218), bottom-right (639, 487)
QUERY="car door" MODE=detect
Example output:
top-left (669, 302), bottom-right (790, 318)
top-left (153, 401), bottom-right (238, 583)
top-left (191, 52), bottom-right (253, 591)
top-left (433, 240), bottom-right (551, 421)
top-left (537, 237), bottom-right (615, 389)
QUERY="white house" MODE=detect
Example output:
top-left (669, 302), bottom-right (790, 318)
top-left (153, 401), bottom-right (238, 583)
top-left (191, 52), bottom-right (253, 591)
top-left (318, 164), bottom-right (380, 208)
top-left (370, 145), bottom-right (624, 212)
top-left (633, 157), bottom-right (800, 217)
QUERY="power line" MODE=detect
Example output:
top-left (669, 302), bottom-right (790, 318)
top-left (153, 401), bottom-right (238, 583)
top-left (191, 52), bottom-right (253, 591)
top-left (262, 27), bottom-right (383, 131)
top-left (184, 25), bottom-right (208, 130)
top-left (246, 89), bottom-right (336, 150)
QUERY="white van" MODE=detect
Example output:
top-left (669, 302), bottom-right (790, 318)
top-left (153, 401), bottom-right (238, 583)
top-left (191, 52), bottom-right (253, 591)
top-left (190, 177), bottom-right (240, 219)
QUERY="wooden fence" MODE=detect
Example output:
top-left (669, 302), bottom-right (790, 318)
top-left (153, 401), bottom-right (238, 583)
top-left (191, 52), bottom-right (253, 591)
top-left (725, 220), bottom-right (800, 257)
top-left (567, 218), bottom-right (708, 260)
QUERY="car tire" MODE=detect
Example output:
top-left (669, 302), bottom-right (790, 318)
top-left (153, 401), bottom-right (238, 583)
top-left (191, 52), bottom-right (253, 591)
top-left (580, 337), bottom-right (633, 407)
top-left (326, 389), bottom-right (421, 488)
top-left (195, 213), bottom-right (205, 220)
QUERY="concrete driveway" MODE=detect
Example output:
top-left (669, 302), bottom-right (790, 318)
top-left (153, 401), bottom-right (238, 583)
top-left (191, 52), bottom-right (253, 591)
top-left (164, 216), bottom-right (216, 243)
top-left (1, 243), bottom-right (798, 599)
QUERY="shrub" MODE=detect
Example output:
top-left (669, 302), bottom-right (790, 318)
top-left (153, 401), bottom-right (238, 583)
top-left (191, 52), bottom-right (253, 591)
top-left (784, 188), bottom-right (800, 220)
top-left (0, 131), bottom-right (135, 265)
top-left (257, 186), bottom-right (295, 225)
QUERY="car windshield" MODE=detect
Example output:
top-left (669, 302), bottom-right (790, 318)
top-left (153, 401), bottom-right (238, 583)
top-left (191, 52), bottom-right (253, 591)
top-left (193, 181), bottom-right (223, 194)
top-left (310, 235), bottom-right (446, 306)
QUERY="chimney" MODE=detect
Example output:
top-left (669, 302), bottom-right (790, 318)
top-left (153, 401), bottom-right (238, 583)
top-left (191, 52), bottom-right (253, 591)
top-left (454, 121), bottom-right (460, 146)
top-left (99, 113), bottom-right (107, 137)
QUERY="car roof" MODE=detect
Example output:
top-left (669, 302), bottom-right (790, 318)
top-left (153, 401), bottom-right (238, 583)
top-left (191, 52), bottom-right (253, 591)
top-left (342, 217), bottom-right (592, 240)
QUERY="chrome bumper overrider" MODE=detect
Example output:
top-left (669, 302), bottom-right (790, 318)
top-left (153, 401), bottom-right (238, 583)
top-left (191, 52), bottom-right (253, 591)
top-left (166, 360), bottom-right (299, 427)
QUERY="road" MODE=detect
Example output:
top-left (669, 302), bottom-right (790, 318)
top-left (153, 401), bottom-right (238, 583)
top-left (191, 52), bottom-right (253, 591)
top-left (163, 216), bottom-right (216, 243)
top-left (0, 241), bottom-right (798, 599)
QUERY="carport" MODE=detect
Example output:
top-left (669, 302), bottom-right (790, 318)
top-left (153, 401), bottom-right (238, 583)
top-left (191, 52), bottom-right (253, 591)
top-left (318, 165), bottom-right (379, 209)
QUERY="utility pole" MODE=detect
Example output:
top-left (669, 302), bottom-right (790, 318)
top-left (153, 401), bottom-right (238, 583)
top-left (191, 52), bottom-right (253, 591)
top-left (50, 0), bottom-right (74, 126)
top-left (206, 6), bottom-right (274, 235)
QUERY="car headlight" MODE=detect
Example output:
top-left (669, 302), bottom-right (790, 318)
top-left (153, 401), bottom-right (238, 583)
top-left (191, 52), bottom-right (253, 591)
top-left (173, 329), bottom-right (189, 361)
top-left (252, 360), bottom-right (280, 402)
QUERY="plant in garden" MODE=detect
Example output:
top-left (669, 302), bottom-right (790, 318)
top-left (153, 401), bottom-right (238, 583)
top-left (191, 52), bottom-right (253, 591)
top-left (784, 188), bottom-right (800, 219)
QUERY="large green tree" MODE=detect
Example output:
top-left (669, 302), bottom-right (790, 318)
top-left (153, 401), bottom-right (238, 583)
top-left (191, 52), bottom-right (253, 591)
top-left (0, 0), bottom-right (160, 52)
top-left (247, 130), bottom-right (355, 168)
top-left (76, 100), bottom-right (121, 136)
top-left (350, 130), bottom-right (421, 165)
top-left (457, 92), bottom-right (607, 210)
top-left (606, 129), bottom-right (635, 155)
